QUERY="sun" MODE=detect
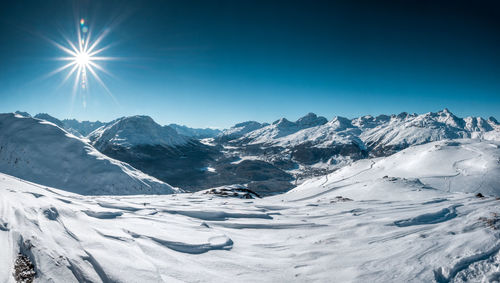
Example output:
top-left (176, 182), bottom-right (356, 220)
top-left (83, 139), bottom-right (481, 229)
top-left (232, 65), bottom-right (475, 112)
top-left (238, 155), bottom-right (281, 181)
top-left (75, 51), bottom-right (91, 67)
top-left (45, 18), bottom-right (119, 106)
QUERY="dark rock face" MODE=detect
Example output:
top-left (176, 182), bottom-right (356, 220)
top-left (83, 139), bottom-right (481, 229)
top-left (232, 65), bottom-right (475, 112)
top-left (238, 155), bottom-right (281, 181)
top-left (203, 186), bottom-right (261, 199)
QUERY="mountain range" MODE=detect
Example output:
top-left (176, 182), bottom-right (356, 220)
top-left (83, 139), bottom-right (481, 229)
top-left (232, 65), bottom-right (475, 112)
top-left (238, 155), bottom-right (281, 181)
top-left (8, 109), bottom-right (499, 195)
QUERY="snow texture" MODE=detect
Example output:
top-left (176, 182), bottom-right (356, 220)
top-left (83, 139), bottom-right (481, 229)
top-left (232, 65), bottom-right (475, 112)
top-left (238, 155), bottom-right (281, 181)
top-left (0, 139), bottom-right (499, 282)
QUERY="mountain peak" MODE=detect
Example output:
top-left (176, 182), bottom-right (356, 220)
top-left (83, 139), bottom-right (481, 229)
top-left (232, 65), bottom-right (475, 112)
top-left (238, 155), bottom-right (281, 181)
top-left (437, 108), bottom-right (456, 117)
top-left (34, 113), bottom-right (64, 128)
top-left (272, 117), bottom-right (292, 126)
top-left (296, 113), bottom-right (328, 127)
top-left (15, 111), bottom-right (31, 117)
top-left (89, 115), bottom-right (188, 149)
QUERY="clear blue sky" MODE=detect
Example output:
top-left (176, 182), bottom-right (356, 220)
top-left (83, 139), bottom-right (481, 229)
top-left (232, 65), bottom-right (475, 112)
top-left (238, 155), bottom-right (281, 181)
top-left (0, 0), bottom-right (499, 128)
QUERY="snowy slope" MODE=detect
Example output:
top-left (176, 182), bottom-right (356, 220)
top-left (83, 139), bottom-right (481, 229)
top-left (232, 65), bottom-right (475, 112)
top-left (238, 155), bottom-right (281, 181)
top-left (1, 142), bottom-right (499, 282)
top-left (89, 115), bottom-right (189, 150)
top-left (33, 113), bottom-right (65, 128)
top-left (0, 113), bottom-right (179, 195)
top-left (285, 139), bottom-right (500, 200)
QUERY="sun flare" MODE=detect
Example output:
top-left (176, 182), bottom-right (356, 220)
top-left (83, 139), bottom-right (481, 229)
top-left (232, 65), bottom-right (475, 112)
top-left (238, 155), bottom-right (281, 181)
top-left (75, 51), bottom-right (91, 67)
top-left (46, 18), bottom-right (118, 106)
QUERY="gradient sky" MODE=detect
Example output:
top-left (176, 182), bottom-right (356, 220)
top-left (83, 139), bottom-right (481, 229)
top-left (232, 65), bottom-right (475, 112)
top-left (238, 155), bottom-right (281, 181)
top-left (0, 0), bottom-right (499, 128)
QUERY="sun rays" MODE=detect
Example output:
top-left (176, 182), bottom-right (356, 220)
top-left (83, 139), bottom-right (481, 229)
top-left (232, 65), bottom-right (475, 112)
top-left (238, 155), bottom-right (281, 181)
top-left (47, 18), bottom-right (119, 108)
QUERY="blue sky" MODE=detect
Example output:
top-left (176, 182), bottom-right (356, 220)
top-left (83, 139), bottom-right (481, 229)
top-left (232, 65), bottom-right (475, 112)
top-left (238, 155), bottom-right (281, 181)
top-left (0, 0), bottom-right (499, 128)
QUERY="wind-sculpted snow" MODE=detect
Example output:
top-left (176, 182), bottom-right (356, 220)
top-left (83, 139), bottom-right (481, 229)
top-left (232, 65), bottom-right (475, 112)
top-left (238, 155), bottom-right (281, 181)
top-left (0, 113), bottom-right (179, 195)
top-left (393, 205), bottom-right (460, 227)
top-left (1, 135), bottom-right (499, 282)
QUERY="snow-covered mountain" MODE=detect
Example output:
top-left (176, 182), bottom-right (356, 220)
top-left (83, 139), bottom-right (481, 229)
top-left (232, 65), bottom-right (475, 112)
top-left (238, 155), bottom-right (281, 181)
top-left (33, 113), bottom-right (65, 128)
top-left (234, 109), bottom-right (498, 150)
top-left (62, 119), bottom-right (106, 137)
top-left (87, 115), bottom-right (223, 191)
top-left (89, 115), bottom-right (189, 150)
top-left (10, 109), bottom-right (498, 195)
top-left (0, 113), bottom-right (178, 195)
top-left (169, 123), bottom-right (221, 138)
top-left (236, 113), bottom-right (328, 145)
top-left (217, 120), bottom-right (269, 142)
top-left (358, 109), bottom-right (499, 155)
top-left (1, 139), bottom-right (499, 282)
top-left (17, 111), bottom-right (106, 137)
top-left (217, 109), bottom-right (499, 173)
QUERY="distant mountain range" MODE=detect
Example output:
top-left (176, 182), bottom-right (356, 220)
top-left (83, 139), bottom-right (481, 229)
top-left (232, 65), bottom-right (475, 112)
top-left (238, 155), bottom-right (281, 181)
top-left (9, 109), bottom-right (499, 195)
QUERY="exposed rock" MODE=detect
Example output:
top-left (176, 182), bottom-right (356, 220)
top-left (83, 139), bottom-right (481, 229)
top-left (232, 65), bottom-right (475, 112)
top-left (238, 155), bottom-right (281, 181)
top-left (13, 254), bottom-right (35, 283)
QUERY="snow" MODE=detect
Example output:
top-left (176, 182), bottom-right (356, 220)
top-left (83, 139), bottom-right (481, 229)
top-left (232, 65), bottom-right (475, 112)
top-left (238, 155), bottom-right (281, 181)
top-left (274, 117), bottom-right (363, 148)
top-left (232, 109), bottom-right (499, 151)
top-left (201, 166), bottom-right (217, 173)
top-left (230, 155), bottom-right (263, 164)
top-left (0, 113), bottom-right (179, 195)
top-left (218, 121), bottom-right (269, 140)
top-left (238, 113), bottom-right (327, 145)
top-left (168, 124), bottom-right (221, 138)
top-left (88, 115), bottom-right (189, 150)
top-left (285, 139), bottom-right (500, 200)
top-left (1, 139), bottom-right (499, 282)
top-left (199, 138), bottom-right (216, 146)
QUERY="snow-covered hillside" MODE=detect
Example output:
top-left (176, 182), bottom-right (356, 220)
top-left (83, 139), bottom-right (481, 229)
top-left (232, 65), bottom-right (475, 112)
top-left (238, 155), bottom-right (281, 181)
top-left (1, 139), bottom-right (499, 282)
top-left (286, 139), bottom-right (500, 199)
top-left (89, 115), bottom-right (189, 150)
top-left (0, 113), bottom-right (179, 195)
